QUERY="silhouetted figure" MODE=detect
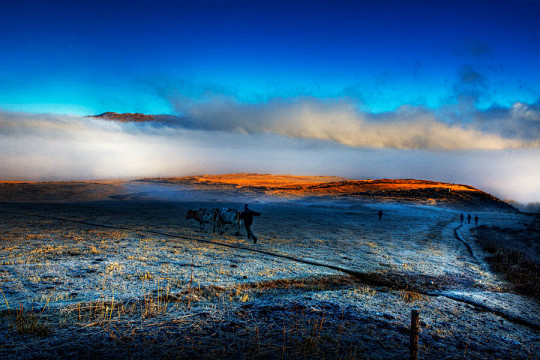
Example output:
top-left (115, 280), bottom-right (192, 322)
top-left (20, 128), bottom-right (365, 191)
top-left (378, 210), bottom-right (383, 221)
top-left (467, 214), bottom-right (471, 224)
top-left (240, 204), bottom-right (261, 243)
top-left (460, 213), bottom-right (464, 224)
top-left (474, 215), bottom-right (479, 225)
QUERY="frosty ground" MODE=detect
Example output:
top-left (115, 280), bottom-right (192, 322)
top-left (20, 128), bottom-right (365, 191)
top-left (0, 190), bottom-right (538, 359)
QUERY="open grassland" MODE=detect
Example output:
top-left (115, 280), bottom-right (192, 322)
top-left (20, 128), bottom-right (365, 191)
top-left (0, 197), bottom-right (538, 359)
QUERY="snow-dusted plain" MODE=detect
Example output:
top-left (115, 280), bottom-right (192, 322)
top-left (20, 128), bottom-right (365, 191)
top-left (0, 184), bottom-right (538, 359)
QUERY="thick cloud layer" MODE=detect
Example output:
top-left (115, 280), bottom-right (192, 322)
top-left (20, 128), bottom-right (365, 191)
top-left (165, 96), bottom-right (540, 150)
top-left (1, 108), bottom-right (539, 203)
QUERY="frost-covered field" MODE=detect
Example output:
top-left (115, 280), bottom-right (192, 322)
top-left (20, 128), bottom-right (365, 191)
top-left (0, 197), bottom-right (538, 359)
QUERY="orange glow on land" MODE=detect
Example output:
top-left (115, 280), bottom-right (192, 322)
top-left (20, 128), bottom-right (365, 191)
top-left (0, 174), bottom-right (513, 210)
top-left (150, 174), bottom-right (480, 196)
top-left (0, 181), bottom-right (33, 184)
top-left (194, 173), bottom-right (348, 187)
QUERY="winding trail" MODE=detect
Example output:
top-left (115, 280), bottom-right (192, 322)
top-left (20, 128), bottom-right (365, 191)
top-left (1, 208), bottom-right (539, 331)
top-left (453, 224), bottom-right (482, 264)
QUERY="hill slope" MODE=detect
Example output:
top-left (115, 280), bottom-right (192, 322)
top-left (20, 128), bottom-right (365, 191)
top-left (140, 174), bottom-right (516, 211)
top-left (0, 174), bottom-right (515, 210)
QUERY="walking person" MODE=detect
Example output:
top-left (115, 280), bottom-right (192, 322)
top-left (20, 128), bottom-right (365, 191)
top-left (460, 213), bottom-right (464, 224)
top-left (467, 214), bottom-right (471, 224)
top-left (474, 215), bottom-right (479, 225)
top-left (240, 204), bottom-right (261, 244)
top-left (378, 210), bottom-right (383, 221)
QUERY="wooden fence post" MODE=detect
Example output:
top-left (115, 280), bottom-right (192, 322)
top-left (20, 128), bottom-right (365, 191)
top-left (410, 309), bottom-right (420, 360)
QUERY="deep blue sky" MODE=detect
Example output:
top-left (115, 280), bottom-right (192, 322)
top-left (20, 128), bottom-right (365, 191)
top-left (1, 1), bottom-right (540, 202)
top-left (1, 0), bottom-right (539, 115)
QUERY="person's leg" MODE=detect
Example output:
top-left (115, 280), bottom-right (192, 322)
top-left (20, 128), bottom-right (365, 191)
top-left (247, 226), bottom-right (257, 243)
top-left (250, 229), bottom-right (257, 243)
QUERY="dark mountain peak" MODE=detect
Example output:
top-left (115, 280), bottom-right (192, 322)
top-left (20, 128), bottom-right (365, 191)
top-left (89, 112), bottom-right (177, 123)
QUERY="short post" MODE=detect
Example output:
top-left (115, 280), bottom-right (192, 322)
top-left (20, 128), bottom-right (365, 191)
top-left (410, 309), bottom-right (420, 360)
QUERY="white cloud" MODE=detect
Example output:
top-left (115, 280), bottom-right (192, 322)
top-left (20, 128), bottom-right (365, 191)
top-left (1, 107), bottom-right (539, 203)
top-left (166, 96), bottom-right (539, 150)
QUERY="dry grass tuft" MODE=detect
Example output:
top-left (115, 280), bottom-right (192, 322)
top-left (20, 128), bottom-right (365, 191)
top-left (240, 275), bottom-right (356, 292)
top-left (12, 305), bottom-right (51, 335)
top-left (138, 271), bottom-right (154, 281)
top-left (1, 290), bottom-right (50, 336)
top-left (398, 289), bottom-right (428, 303)
top-left (88, 245), bottom-right (101, 254)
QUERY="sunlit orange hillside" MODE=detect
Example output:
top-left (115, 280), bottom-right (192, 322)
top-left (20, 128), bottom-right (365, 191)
top-left (0, 174), bottom-right (515, 210)
top-left (142, 174), bottom-right (515, 210)
top-left (144, 173), bottom-right (475, 194)
top-left (194, 173), bottom-right (349, 187)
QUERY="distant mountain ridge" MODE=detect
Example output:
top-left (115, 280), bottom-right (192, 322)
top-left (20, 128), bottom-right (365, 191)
top-left (89, 112), bottom-right (177, 123)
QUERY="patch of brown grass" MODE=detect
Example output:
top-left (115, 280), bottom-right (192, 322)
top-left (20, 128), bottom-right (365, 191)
top-left (398, 289), bottom-right (428, 303)
top-left (474, 224), bottom-right (540, 300)
top-left (1, 290), bottom-right (50, 336)
top-left (11, 305), bottom-right (51, 336)
top-left (239, 275), bottom-right (357, 292)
